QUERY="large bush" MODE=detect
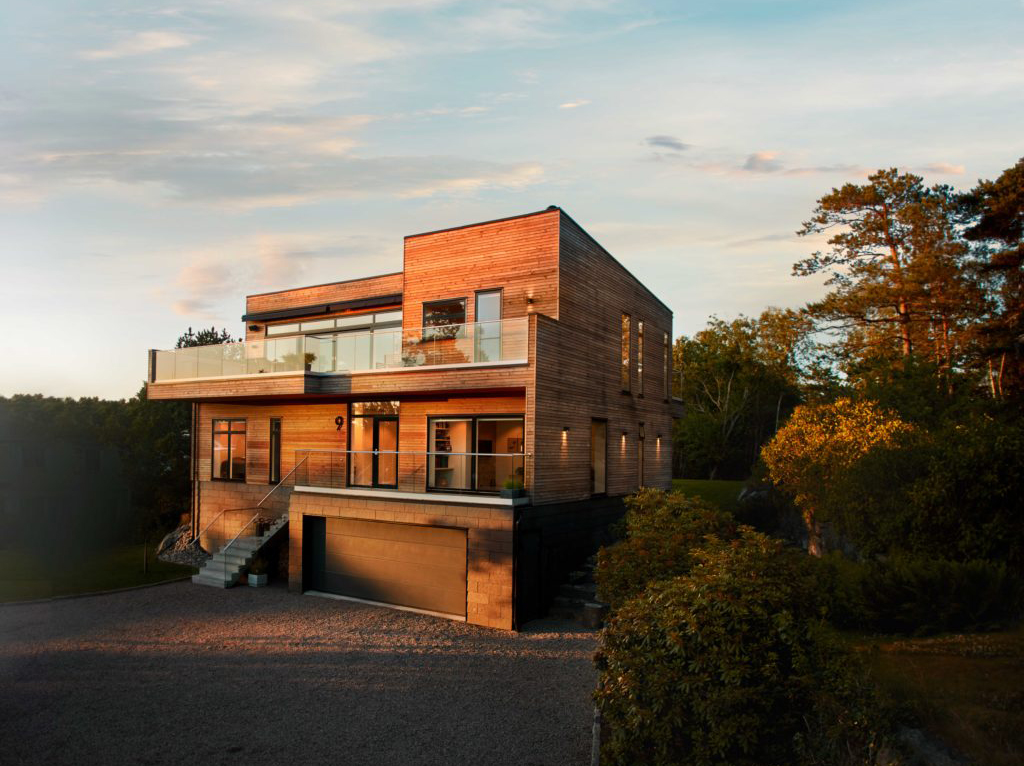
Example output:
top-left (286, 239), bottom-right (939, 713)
top-left (595, 530), bottom-right (890, 766)
top-left (595, 488), bottom-right (735, 609)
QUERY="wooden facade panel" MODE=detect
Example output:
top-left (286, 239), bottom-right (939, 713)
top-left (245, 272), bottom-right (403, 316)
top-left (195, 393), bottom-right (527, 501)
top-left (402, 209), bottom-right (560, 333)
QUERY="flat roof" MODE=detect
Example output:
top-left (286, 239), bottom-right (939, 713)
top-left (245, 271), bottom-right (402, 300)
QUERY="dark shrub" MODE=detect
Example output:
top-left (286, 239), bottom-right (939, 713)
top-left (859, 556), bottom-right (1024, 635)
top-left (594, 488), bottom-right (735, 609)
top-left (594, 530), bottom-right (891, 766)
top-left (813, 553), bottom-right (1024, 634)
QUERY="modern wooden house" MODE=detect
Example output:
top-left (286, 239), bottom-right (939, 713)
top-left (148, 207), bottom-right (679, 629)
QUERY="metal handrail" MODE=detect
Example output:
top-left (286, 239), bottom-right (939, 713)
top-left (193, 455), bottom-right (308, 543)
top-left (296, 448), bottom-right (531, 457)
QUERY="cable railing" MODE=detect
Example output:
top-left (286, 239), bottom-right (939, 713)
top-left (151, 317), bottom-right (528, 382)
top-left (294, 448), bottom-right (528, 496)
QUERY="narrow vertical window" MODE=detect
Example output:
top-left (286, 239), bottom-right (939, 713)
top-left (663, 331), bottom-right (670, 401)
top-left (590, 419), bottom-right (607, 495)
top-left (621, 313), bottom-right (631, 392)
top-left (637, 320), bottom-right (645, 397)
top-left (269, 417), bottom-right (282, 484)
top-left (212, 419), bottom-right (246, 481)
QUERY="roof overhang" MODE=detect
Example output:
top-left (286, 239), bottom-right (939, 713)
top-left (242, 293), bottom-right (403, 323)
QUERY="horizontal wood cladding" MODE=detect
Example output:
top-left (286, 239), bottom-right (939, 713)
top-left (147, 373), bottom-right (310, 401)
top-left (197, 402), bottom-right (347, 488)
top-left (147, 365), bottom-right (531, 401)
top-left (195, 394), bottom-right (526, 496)
top-left (402, 209), bottom-right (560, 332)
top-left (245, 272), bottom-right (404, 321)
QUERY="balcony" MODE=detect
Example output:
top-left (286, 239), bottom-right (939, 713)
top-left (150, 318), bottom-right (528, 383)
top-left (293, 448), bottom-right (528, 505)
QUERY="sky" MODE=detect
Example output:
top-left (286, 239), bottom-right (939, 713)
top-left (1, 0), bottom-right (1021, 399)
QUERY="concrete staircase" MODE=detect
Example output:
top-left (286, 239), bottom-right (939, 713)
top-left (191, 515), bottom-right (288, 588)
top-left (547, 555), bottom-right (610, 628)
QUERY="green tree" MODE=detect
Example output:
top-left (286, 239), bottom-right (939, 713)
top-left (962, 157), bottom-right (1024, 398)
top-left (796, 169), bottom-right (982, 385)
top-left (673, 311), bottom-right (805, 479)
top-left (176, 326), bottom-right (236, 348)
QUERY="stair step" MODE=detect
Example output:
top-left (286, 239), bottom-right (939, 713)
top-left (192, 573), bottom-right (236, 588)
top-left (560, 582), bottom-right (597, 600)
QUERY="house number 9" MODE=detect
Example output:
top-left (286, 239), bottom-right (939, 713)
top-left (335, 416), bottom-right (344, 430)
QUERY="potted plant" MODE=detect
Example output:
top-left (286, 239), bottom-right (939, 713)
top-left (248, 556), bottom-right (268, 587)
top-left (304, 352), bottom-right (316, 371)
top-left (252, 515), bottom-right (271, 537)
top-left (500, 478), bottom-right (525, 499)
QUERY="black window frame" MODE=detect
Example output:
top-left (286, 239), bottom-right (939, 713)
top-left (347, 403), bottom-right (400, 489)
top-left (423, 297), bottom-right (467, 341)
top-left (663, 330), bottom-right (671, 402)
top-left (473, 288), bottom-right (503, 362)
top-left (426, 413), bottom-right (525, 495)
top-left (621, 313), bottom-right (631, 393)
top-left (637, 319), bottom-right (645, 398)
top-left (211, 418), bottom-right (247, 482)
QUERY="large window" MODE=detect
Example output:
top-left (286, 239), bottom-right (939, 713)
top-left (428, 416), bottom-right (524, 493)
top-left (637, 320), bottom-right (645, 397)
top-left (212, 419), bottom-right (246, 481)
top-left (591, 419), bottom-right (607, 495)
top-left (423, 298), bottom-right (467, 340)
top-left (621, 313), bottom-right (631, 392)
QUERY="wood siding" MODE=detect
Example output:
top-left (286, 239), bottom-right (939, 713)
top-left (402, 209), bottom-right (560, 332)
top-left (246, 272), bottom-right (403, 317)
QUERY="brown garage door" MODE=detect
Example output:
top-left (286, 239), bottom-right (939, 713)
top-left (311, 517), bottom-right (467, 617)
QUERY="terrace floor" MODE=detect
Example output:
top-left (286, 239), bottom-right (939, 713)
top-left (0, 582), bottom-right (598, 766)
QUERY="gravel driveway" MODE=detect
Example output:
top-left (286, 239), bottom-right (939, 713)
top-left (0, 582), bottom-right (599, 766)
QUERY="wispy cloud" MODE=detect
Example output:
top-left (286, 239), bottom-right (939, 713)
top-left (81, 31), bottom-right (194, 60)
top-left (559, 99), bottom-right (591, 109)
top-left (742, 151), bottom-right (783, 173)
top-left (918, 162), bottom-right (965, 175)
top-left (646, 135), bottom-right (689, 152)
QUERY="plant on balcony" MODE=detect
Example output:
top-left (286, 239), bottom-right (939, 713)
top-left (500, 477), bottom-right (525, 499)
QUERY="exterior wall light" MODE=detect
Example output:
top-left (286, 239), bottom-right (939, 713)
top-left (248, 324), bottom-right (261, 332)
top-left (562, 426), bottom-right (570, 433)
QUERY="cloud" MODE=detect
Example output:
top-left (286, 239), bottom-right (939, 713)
top-left (918, 162), bottom-right (965, 175)
top-left (81, 31), bottom-right (194, 60)
top-left (164, 232), bottom-right (400, 319)
top-left (559, 99), bottom-right (591, 109)
top-left (742, 151), bottom-right (783, 173)
top-left (646, 135), bottom-right (690, 152)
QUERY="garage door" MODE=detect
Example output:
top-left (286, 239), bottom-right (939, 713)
top-left (304, 516), bottom-right (467, 617)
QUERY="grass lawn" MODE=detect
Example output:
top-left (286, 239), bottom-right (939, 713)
top-left (852, 627), bottom-right (1024, 766)
top-left (671, 478), bottom-right (745, 513)
top-left (0, 543), bottom-right (197, 603)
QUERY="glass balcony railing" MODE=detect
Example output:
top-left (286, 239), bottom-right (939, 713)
top-left (151, 318), bottom-right (528, 382)
top-left (293, 449), bottom-right (527, 496)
